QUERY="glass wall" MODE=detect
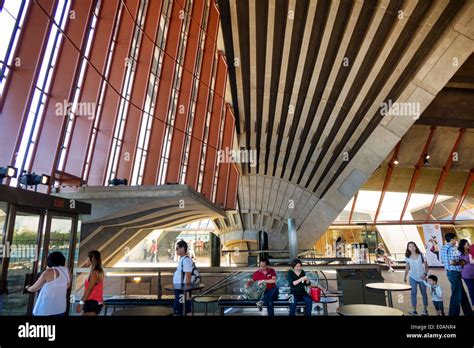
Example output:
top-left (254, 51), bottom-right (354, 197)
top-left (114, 219), bottom-right (214, 267)
top-left (317, 223), bottom-right (474, 263)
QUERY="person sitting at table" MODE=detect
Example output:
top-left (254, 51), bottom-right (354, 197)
top-left (246, 258), bottom-right (279, 316)
top-left (287, 259), bottom-right (312, 316)
top-left (404, 241), bottom-right (429, 316)
top-left (375, 243), bottom-right (396, 272)
top-left (172, 240), bottom-right (194, 315)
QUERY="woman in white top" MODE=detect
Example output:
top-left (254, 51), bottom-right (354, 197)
top-left (404, 242), bottom-right (429, 316)
top-left (26, 251), bottom-right (71, 316)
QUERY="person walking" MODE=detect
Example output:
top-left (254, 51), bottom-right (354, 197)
top-left (404, 241), bottom-right (429, 315)
top-left (142, 239), bottom-right (149, 261)
top-left (440, 233), bottom-right (472, 316)
top-left (26, 251), bottom-right (71, 316)
top-left (287, 259), bottom-right (312, 316)
top-left (76, 250), bottom-right (105, 316)
top-left (149, 240), bottom-right (158, 263)
top-left (458, 239), bottom-right (474, 306)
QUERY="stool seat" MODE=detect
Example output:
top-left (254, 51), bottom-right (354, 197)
top-left (317, 297), bottom-right (338, 304)
top-left (193, 296), bottom-right (219, 303)
top-left (192, 296), bottom-right (219, 316)
top-left (313, 296), bottom-right (338, 316)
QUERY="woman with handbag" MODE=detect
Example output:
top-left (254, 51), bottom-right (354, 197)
top-left (404, 242), bottom-right (429, 315)
top-left (287, 259), bottom-right (312, 316)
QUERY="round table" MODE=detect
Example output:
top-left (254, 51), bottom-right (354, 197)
top-left (111, 306), bottom-right (174, 316)
top-left (337, 304), bottom-right (404, 316)
top-left (365, 282), bottom-right (411, 307)
top-left (165, 283), bottom-right (205, 316)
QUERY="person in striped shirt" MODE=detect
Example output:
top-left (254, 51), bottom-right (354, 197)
top-left (440, 233), bottom-right (472, 316)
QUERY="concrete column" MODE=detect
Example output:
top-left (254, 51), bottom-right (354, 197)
top-left (288, 218), bottom-right (297, 262)
top-left (258, 230), bottom-right (268, 261)
top-left (210, 232), bottom-right (221, 267)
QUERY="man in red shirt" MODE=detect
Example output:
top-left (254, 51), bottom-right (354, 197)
top-left (246, 258), bottom-right (279, 315)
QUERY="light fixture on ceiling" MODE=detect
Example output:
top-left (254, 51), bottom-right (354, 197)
top-left (108, 178), bottom-right (128, 186)
top-left (393, 159), bottom-right (399, 165)
top-left (0, 165), bottom-right (18, 184)
top-left (18, 171), bottom-right (50, 191)
top-left (423, 153), bottom-right (430, 166)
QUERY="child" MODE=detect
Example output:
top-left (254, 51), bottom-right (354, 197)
top-left (424, 275), bottom-right (444, 316)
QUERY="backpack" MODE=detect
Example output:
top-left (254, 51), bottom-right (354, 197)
top-left (244, 282), bottom-right (266, 300)
top-left (180, 255), bottom-right (201, 284)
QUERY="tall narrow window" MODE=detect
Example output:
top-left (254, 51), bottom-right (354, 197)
top-left (57, 0), bottom-right (102, 173)
top-left (0, 0), bottom-right (30, 97)
top-left (11, 0), bottom-right (72, 187)
top-left (157, 0), bottom-right (194, 185)
top-left (130, 0), bottom-right (172, 185)
top-left (83, 1), bottom-right (125, 181)
top-left (180, 1), bottom-right (209, 185)
top-left (105, 0), bottom-right (149, 184)
top-left (197, 53), bottom-right (217, 193)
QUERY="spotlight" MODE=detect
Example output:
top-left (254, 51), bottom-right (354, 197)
top-left (423, 153), bottom-right (430, 166)
top-left (108, 178), bottom-right (128, 186)
top-left (18, 172), bottom-right (50, 191)
top-left (0, 166), bottom-right (18, 184)
top-left (393, 159), bottom-right (399, 165)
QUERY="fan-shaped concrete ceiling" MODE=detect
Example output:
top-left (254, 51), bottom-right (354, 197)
top-left (216, 0), bottom-right (474, 249)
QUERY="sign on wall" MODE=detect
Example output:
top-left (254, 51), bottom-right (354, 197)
top-left (422, 224), bottom-right (443, 267)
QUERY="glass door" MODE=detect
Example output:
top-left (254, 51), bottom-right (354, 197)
top-left (41, 214), bottom-right (76, 271)
top-left (1, 207), bottom-right (44, 315)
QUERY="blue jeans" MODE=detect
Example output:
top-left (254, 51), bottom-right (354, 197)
top-left (462, 277), bottom-right (474, 307)
top-left (409, 277), bottom-right (428, 310)
top-left (261, 287), bottom-right (279, 316)
top-left (289, 292), bottom-right (312, 316)
top-left (173, 290), bottom-right (192, 315)
top-left (447, 271), bottom-right (472, 316)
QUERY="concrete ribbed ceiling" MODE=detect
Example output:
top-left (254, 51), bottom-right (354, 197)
top-left (216, 0), bottom-right (473, 248)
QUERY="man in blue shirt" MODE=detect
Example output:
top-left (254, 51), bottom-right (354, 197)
top-left (440, 233), bottom-right (472, 316)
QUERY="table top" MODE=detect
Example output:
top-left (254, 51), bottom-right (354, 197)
top-left (111, 306), bottom-right (174, 316)
top-left (165, 283), bottom-right (205, 291)
top-left (316, 297), bottom-right (338, 303)
top-left (365, 282), bottom-right (411, 291)
top-left (193, 296), bottom-right (219, 303)
top-left (337, 304), bottom-right (404, 316)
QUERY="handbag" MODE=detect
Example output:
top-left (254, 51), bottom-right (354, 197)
top-left (310, 287), bottom-right (325, 302)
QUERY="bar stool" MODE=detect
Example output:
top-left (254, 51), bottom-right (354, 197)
top-left (192, 296), bottom-right (219, 316)
top-left (314, 297), bottom-right (338, 315)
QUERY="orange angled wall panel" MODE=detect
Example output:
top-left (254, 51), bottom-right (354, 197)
top-left (0, 0), bottom-right (55, 166)
top-left (184, 0), bottom-right (219, 189)
top-left (215, 104), bottom-right (235, 207)
top-left (86, 0), bottom-right (140, 185)
top-left (201, 52), bottom-right (227, 199)
top-left (29, 0), bottom-right (94, 186)
top-left (165, 0), bottom-right (206, 184)
top-left (141, 0), bottom-right (184, 185)
top-left (64, 0), bottom-right (121, 178)
top-left (225, 163), bottom-right (239, 210)
top-left (115, 0), bottom-right (163, 181)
